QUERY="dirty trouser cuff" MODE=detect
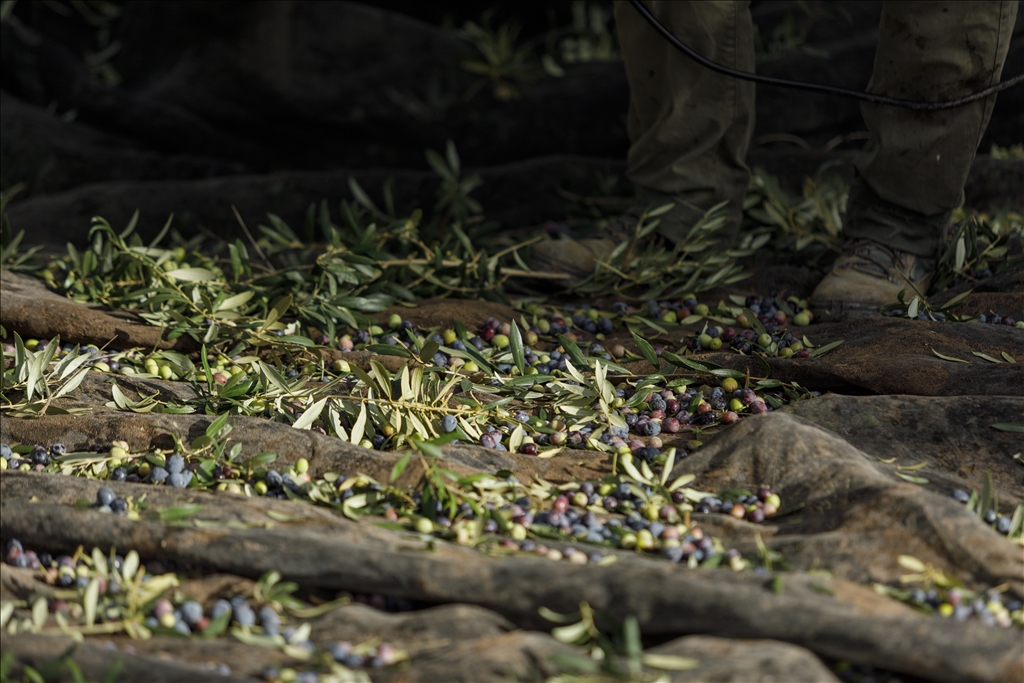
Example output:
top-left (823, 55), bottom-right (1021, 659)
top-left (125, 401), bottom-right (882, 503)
top-left (843, 177), bottom-right (949, 258)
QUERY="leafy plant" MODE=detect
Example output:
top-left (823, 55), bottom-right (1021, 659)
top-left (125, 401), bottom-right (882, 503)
top-left (0, 547), bottom-right (178, 640)
top-left (33, 142), bottom-right (551, 357)
top-left (1, 334), bottom-right (93, 417)
top-left (1, 184), bottom-right (42, 272)
top-left (459, 13), bottom-right (544, 101)
top-left (570, 201), bottom-right (752, 298)
top-left (881, 287), bottom-right (974, 323)
top-left (0, 650), bottom-right (122, 683)
top-left (253, 571), bottom-right (303, 612)
top-left (541, 602), bottom-right (698, 681)
top-left (933, 208), bottom-right (1024, 292)
top-left (744, 165), bottom-right (847, 254)
top-left (989, 143), bottom-right (1024, 160)
top-left (425, 141), bottom-right (484, 228)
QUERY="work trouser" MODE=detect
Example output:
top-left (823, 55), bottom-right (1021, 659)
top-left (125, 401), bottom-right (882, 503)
top-left (614, 0), bottom-right (1018, 257)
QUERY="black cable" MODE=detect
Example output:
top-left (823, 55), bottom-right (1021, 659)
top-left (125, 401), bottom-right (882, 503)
top-left (629, 0), bottom-right (1023, 110)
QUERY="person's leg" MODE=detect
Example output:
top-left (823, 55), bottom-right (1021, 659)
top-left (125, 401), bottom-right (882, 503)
top-left (849, 0), bottom-right (1018, 256)
top-left (615, 0), bottom-right (756, 240)
top-left (531, 0), bottom-right (754, 286)
top-left (813, 0), bottom-right (1017, 312)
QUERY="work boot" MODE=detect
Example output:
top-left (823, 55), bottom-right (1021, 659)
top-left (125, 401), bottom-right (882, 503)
top-left (811, 239), bottom-right (935, 319)
top-left (531, 191), bottom-right (740, 288)
top-left (529, 235), bottom-right (611, 288)
top-left (530, 210), bottom-right (665, 289)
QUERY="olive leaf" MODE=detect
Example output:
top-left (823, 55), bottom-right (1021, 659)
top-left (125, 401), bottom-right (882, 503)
top-left (897, 555), bottom-right (927, 572)
top-left (642, 654), bottom-right (701, 671)
top-left (92, 548), bottom-right (108, 578)
top-left (662, 353), bottom-right (709, 373)
top-left (1008, 504), bottom-right (1024, 541)
top-left (121, 550), bottom-right (140, 582)
top-left (214, 290), bottom-right (255, 313)
top-left (977, 471), bottom-right (994, 519)
top-left (806, 339), bottom-right (843, 358)
top-left (931, 348), bottom-right (969, 363)
top-left (954, 235), bottom-right (966, 272)
top-left (660, 448), bottom-right (676, 486)
top-left (509, 424), bottom-right (525, 453)
top-left (630, 330), bottom-right (659, 367)
top-left (538, 606), bottom-right (578, 624)
top-left (411, 436), bottom-right (444, 459)
top-left (84, 578), bottom-right (100, 627)
top-left (0, 603), bottom-right (16, 629)
top-left (552, 619), bottom-right (591, 644)
top-left (390, 452), bottom-right (413, 482)
top-left (510, 321), bottom-right (525, 375)
top-left (367, 344), bottom-right (414, 359)
top-left (292, 397), bottom-right (328, 430)
top-left (201, 611), bottom-right (232, 639)
top-left (31, 597), bottom-right (48, 631)
top-left (419, 340), bottom-right (440, 364)
top-left (938, 288), bottom-right (972, 311)
top-left (156, 504), bottom-right (203, 521)
top-left (350, 403), bottom-right (368, 444)
top-left (557, 334), bottom-right (588, 368)
top-left (667, 473), bottom-right (696, 491)
top-left (164, 267), bottom-right (218, 282)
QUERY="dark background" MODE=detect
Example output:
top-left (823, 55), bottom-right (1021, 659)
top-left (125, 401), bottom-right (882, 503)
top-left (2, 0), bottom-right (1021, 244)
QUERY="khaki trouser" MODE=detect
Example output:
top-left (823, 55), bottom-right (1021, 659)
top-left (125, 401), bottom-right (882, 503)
top-left (614, 0), bottom-right (1018, 257)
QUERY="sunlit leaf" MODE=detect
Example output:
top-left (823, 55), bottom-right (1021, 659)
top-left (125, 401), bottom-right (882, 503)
top-left (122, 550), bottom-right (140, 582)
top-left (510, 321), bottom-right (525, 375)
top-left (164, 267), bottom-right (217, 282)
top-left (350, 403), bottom-right (368, 445)
top-left (292, 397), bottom-right (327, 430)
top-left (84, 577), bottom-right (100, 626)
